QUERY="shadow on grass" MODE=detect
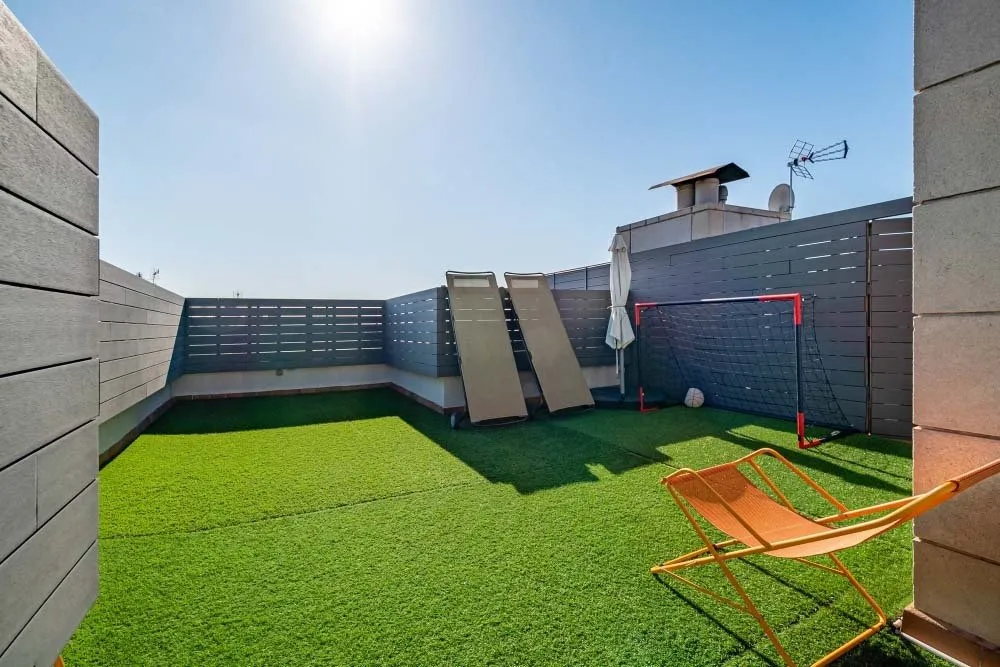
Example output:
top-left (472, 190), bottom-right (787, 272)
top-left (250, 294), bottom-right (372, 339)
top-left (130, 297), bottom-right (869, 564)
top-left (148, 389), bottom-right (402, 434)
top-left (739, 559), bottom-right (869, 627)
top-left (148, 389), bottom-right (674, 494)
top-left (651, 574), bottom-right (782, 666)
top-left (817, 449), bottom-right (913, 484)
top-left (832, 629), bottom-right (941, 666)
top-left (146, 389), bottom-right (908, 496)
top-left (654, 571), bottom-right (936, 667)
top-left (395, 403), bottom-right (675, 494)
top-left (832, 435), bottom-right (915, 461)
top-left (706, 426), bottom-right (911, 496)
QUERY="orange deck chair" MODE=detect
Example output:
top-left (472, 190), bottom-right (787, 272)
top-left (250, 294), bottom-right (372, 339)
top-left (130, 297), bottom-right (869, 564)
top-left (651, 447), bottom-right (1000, 667)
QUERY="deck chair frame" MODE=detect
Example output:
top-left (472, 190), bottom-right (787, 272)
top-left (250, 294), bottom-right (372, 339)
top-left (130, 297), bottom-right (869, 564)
top-left (651, 447), bottom-right (1000, 666)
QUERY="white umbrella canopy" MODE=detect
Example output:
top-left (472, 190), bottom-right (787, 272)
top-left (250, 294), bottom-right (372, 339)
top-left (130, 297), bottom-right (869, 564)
top-left (606, 233), bottom-right (634, 395)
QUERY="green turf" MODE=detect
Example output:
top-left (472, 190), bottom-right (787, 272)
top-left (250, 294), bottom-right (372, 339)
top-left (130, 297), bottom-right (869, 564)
top-left (67, 389), bottom-right (942, 666)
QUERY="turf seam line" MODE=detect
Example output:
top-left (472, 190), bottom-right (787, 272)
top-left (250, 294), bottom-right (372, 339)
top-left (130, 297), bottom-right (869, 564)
top-left (546, 422), bottom-right (683, 470)
top-left (101, 479), bottom-right (487, 540)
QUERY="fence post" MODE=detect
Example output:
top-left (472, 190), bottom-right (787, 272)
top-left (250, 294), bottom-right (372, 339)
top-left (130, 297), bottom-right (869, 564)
top-left (865, 219), bottom-right (873, 435)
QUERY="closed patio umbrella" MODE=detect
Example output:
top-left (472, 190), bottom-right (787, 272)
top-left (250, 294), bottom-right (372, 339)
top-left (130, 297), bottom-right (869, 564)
top-left (606, 233), bottom-right (635, 397)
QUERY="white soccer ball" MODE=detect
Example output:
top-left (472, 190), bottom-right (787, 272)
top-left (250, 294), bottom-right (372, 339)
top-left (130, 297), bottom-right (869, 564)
top-left (684, 388), bottom-right (705, 408)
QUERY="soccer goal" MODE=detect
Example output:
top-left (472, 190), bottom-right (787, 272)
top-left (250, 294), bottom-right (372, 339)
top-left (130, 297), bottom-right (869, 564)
top-left (633, 293), bottom-right (848, 449)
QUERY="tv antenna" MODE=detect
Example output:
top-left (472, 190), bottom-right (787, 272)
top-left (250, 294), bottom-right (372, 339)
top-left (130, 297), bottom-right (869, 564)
top-left (786, 139), bottom-right (849, 214)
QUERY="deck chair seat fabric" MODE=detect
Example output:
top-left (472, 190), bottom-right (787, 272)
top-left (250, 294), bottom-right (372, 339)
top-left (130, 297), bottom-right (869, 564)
top-left (670, 467), bottom-right (898, 558)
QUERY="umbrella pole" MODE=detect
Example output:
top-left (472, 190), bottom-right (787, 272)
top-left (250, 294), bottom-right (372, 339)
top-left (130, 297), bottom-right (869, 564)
top-left (618, 349), bottom-right (625, 397)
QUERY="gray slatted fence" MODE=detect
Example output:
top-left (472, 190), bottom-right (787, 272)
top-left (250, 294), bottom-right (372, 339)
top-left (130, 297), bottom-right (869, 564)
top-left (384, 287), bottom-right (614, 377)
top-left (181, 289), bottom-right (612, 377)
top-left (98, 261), bottom-right (185, 421)
top-left (868, 217), bottom-right (913, 438)
top-left (551, 290), bottom-right (616, 366)
top-left (627, 211), bottom-right (873, 431)
top-left (384, 287), bottom-right (458, 378)
top-left (505, 290), bottom-right (616, 371)
top-left (183, 299), bottom-right (385, 373)
top-left (548, 264), bottom-right (610, 291)
top-left (549, 197), bottom-right (914, 436)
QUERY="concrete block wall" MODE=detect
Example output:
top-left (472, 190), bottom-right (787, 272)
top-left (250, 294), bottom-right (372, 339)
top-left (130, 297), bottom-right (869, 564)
top-left (0, 2), bottom-right (100, 664)
top-left (906, 0), bottom-right (1000, 660)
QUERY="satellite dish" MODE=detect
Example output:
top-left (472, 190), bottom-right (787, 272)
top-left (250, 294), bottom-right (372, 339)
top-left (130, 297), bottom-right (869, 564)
top-left (768, 183), bottom-right (794, 213)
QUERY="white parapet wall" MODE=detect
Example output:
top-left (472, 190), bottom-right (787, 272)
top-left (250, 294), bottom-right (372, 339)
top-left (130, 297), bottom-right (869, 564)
top-left (99, 386), bottom-right (173, 457)
top-left (169, 363), bottom-right (618, 412)
top-left (170, 364), bottom-right (394, 398)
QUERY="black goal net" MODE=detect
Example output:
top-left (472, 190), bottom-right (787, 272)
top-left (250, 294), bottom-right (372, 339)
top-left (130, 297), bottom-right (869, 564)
top-left (635, 294), bottom-right (849, 447)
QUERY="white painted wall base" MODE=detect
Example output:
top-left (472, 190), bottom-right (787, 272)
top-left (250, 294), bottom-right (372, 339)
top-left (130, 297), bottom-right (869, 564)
top-left (98, 385), bottom-right (172, 455)
top-left (166, 363), bottom-right (618, 413)
top-left (170, 364), bottom-right (393, 397)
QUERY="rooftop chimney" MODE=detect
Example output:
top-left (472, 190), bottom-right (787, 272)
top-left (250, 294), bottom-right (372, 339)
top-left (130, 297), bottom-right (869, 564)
top-left (620, 161), bottom-right (788, 252)
top-left (648, 162), bottom-right (750, 211)
top-left (675, 183), bottom-right (695, 209)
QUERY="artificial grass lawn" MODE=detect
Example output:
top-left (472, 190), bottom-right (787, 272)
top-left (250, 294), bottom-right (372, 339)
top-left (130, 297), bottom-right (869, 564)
top-left (67, 390), bottom-right (941, 666)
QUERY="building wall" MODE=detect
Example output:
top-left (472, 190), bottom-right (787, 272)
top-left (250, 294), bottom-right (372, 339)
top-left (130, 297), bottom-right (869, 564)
top-left (907, 0), bottom-right (1000, 658)
top-left (0, 2), bottom-right (100, 664)
top-left (616, 204), bottom-right (788, 254)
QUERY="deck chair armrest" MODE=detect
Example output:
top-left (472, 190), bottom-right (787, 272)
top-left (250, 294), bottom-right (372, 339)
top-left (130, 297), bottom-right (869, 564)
top-left (951, 456), bottom-right (1000, 492)
top-left (815, 497), bottom-right (914, 524)
top-left (765, 483), bottom-right (959, 553)
top-left (747, 449), bottom-right (849, 514)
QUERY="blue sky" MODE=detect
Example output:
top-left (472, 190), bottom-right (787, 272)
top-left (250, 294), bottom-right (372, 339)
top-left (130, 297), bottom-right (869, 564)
top-left (9, 1), bottom-right (913, 298)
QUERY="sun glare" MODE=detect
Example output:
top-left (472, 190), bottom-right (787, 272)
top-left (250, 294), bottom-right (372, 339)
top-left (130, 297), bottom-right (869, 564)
top-left (307, 0), bottom-right (405, 63)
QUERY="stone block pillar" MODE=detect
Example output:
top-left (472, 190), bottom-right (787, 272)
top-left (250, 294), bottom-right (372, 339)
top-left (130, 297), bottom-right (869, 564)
top-left (904, 1), bottom-right (1000, 662)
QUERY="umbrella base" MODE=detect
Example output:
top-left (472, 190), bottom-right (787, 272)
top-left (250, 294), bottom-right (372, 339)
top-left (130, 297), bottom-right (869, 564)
top-left (591, 387), bottom-right (669, 410)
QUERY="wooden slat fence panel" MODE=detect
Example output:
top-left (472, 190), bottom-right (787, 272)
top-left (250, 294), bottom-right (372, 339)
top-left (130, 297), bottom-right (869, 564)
top-left (552, 290), bottom-right (615, 366)
top-left (869, 217), bottom-right (913, 438)
top-left (504, 289), bottom-right (615, 373)
top-left (384, 287), bottom-right (614, 378)
top-left (383, 288), bottom-right (457, 378)
top-left (182, 298), bottom-right (384, 374)
top-left (610, 216), bottom-right (872, 430)
top-left (97, 267), bottom-right (185, 423)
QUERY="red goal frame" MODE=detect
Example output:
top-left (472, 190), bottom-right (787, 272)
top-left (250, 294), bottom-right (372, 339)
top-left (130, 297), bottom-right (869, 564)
top-left (634, 293), bottom-right (833, 449)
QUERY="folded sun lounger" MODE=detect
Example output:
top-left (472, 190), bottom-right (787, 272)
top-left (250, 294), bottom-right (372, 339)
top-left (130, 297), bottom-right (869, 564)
top-left (504, 273), bottom-right (594, 414)
top-left (445, 271), bottom-right (528, 427)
